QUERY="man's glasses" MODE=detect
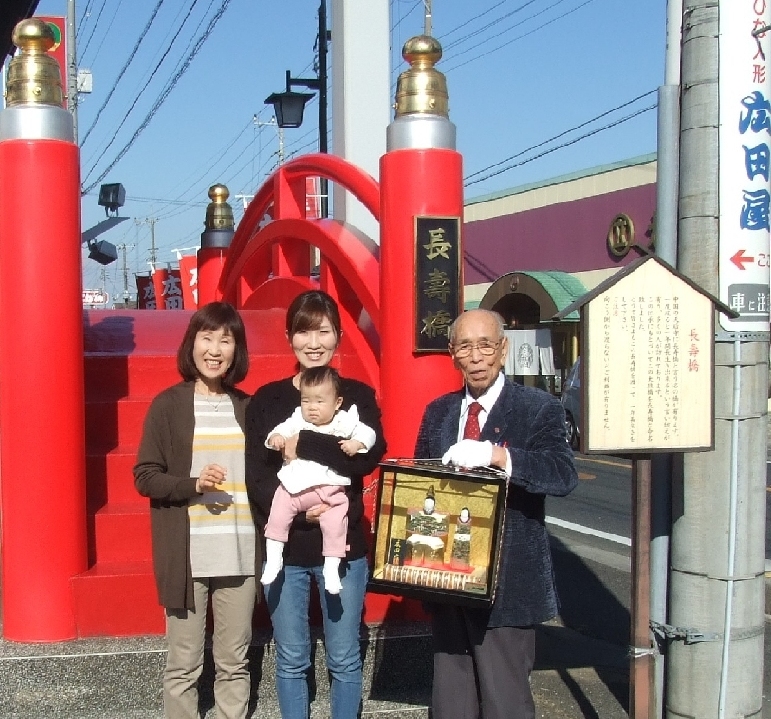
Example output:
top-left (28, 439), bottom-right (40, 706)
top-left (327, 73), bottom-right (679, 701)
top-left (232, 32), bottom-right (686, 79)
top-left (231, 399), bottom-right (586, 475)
top-left (450, 340), bottom-right (502, 358)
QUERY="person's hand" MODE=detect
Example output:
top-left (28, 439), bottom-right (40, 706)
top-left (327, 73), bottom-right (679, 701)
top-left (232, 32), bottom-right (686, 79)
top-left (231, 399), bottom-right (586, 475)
top-left (196, 463), bottom-right (227, 493)
top-left (282, 434), bottom-right (299, 462)
top-left (339, 438), bottom-right (365, 456)
top-left (305, 503), bottom-right (331, 524)
top-left (441, 440), bottom-right (494, 469)
top-left (268, 433), bottom-right (286, 451)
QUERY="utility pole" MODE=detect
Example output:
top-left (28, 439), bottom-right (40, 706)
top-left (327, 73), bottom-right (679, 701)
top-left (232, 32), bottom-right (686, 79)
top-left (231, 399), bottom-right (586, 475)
top-left (66, 0), bottom-right (78, 142)
top-left (116, 243), bottom-right (135, 306)
top-left (667, 2), bottom-right (768, 717)
top-left (135, 218), bottom-right (157, 268)
top-left (650, 1), bottom-right (682, 716)
top-left (253, 114), bottom-right (285, 169)
top-left (317, 0), bottom-right (328, 218)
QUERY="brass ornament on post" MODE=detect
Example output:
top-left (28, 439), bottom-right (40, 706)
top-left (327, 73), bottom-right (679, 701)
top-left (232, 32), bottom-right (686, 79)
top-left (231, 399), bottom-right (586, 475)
top-left (204, 184), bottom-right (234, 231)
top-left (5, 19), bottom-right (64, 108)
top-left (394, 35), bottom-right (449, 118)
top-left (607, 213), bottom-right (635, 258)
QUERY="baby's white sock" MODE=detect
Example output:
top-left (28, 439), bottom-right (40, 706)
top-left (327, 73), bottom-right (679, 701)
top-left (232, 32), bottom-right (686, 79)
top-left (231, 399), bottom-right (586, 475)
top-left (323, 556), bottom-right (342, 594)
top-left (261, 538), bottom-right (285, 586)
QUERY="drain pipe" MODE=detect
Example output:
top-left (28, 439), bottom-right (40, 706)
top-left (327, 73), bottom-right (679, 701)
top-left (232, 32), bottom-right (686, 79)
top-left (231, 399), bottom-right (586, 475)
top-left (717, 338), bottom-right (742, 718)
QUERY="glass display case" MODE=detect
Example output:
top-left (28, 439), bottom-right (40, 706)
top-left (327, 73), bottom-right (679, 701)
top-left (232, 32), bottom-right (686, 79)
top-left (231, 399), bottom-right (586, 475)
top-left (368, 459), bottom-right (508, 606)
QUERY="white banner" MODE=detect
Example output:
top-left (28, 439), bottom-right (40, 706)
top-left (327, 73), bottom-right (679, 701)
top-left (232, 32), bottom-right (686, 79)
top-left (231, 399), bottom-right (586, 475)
top-left (504, 329), bottom-right (555, 375)
top-left (718, 0), bottom-right (771, 332)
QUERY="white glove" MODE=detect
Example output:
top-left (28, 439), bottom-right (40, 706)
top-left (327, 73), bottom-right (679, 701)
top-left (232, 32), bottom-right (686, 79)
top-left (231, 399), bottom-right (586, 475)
top-left (441, 439), bottom-right (494, 469)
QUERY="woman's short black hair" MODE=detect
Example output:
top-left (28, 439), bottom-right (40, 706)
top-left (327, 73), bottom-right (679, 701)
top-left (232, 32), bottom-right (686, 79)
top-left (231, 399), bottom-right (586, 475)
top-left (299, 365), bottom-right (342, 398)
top-left (177, 301), bottom-right (249, 387)
top-left (285, 290), bottom-right (341, 340)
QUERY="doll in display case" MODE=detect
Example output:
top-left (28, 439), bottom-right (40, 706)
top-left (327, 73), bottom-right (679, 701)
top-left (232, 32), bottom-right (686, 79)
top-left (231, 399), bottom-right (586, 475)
top-left (405, 486), bottom-right (449, 567)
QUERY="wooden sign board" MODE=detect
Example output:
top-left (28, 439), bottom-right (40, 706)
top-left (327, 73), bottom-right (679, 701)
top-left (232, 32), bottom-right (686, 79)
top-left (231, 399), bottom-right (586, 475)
top-left (582, 259), bottom-right (714, 453)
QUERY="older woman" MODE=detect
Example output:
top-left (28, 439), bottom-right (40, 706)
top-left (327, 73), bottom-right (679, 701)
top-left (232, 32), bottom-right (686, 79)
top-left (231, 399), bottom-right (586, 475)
top-left (134, 301), bottom-right (258, 719)
top-left (245, 290), bottom-right (386, 719)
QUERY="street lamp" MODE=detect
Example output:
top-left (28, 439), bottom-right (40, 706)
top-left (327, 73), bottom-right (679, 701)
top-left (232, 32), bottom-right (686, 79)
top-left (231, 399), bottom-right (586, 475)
top-left (263, 0), bottom-right (328, 217)
top-left (264, 81), bottom-right (316, 130)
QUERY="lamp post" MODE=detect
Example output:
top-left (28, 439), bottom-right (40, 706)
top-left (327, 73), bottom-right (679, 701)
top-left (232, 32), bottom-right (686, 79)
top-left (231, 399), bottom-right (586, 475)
top-left (264, 0), bottom-right (328, 218)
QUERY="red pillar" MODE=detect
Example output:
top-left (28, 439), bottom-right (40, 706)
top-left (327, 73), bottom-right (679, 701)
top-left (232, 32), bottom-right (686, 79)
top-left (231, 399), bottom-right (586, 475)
top-left (0, 20), bottom-right (87, 640)
top-left (198, 183), bottom-right (235, 305)
top-left (379, 148), bottom-right (463, 457)
top-left (378, 36), bottom-right (464, 459)
top-left (198, 247), bottom-right (228, 305)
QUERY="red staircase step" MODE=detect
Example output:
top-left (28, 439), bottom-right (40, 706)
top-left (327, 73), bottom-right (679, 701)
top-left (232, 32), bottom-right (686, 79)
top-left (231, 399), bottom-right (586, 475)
top-left (85, 397), bottom-right (152, 451)
top-left (70, 560), bottom-right (165, 637)
top-left (94, 503), bottom-right (152, 563)
top-left (84, 355), bottom-right (180, 401)
top-left (87, 448), bottom-right (142, 506)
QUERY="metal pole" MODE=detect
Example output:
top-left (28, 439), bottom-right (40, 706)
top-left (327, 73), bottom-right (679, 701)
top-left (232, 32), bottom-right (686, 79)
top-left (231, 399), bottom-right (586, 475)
top-left (651, 3), bottom-right (683, 716)
top-left (150, 218), bottom-right (157, 266)
top-left (66, 0), bottom-right (78, 142)
top-left (667, 1), bottom-right (767, 716)
top-left (318, 0), bottom-right (328, 218)
top-left (630, 458), bottom-right (653, 719)
top-left (424, 0), bottom-right (432, 36)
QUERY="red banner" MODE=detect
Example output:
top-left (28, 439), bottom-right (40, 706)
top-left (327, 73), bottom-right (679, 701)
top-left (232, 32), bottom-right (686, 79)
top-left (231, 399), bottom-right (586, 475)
top-left (135, 274), bottom-right (155, 309)
top-left (36, 16), bottom-right (68, 108)
top-left (178, 255), bottom-right (198, 309)
top-left (151, 268), bottom-right (184, 310)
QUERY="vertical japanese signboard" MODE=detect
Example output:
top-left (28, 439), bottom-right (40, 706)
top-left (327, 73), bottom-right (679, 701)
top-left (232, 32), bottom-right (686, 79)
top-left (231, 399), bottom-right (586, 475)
top-left (414, 216), bottom-right (461, 352)
top-left (719, 0), bottom-right (771, 332)
top-left (136, 275), bottom-right (155, 309)
top-left (150, 268), bottom-right (184, 310)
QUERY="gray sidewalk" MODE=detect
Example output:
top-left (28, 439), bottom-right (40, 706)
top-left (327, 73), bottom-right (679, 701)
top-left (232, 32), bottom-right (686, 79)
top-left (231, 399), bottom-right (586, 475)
top-left (0, 619), bottom-right (628, 719)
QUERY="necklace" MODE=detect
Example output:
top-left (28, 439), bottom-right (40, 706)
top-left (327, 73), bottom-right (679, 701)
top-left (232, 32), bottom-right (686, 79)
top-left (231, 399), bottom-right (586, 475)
top-left (197, 389), bottom-right (226, 411)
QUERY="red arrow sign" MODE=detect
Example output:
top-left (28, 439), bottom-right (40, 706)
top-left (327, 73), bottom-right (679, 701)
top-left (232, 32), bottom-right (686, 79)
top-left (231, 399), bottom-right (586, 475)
top-left (730, 249), bottom-right (755, 270)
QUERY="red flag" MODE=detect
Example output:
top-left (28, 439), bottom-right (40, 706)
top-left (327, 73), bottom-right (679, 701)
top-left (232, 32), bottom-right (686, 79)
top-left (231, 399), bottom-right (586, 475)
top-left (135, 275), bottom-right (155, 309)
top-left (178, 255), bottom-right (198, 309)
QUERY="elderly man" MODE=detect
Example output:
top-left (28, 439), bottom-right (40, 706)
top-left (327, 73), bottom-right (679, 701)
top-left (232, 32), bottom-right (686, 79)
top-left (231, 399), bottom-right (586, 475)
top-left (414, 309), bottom-right (578, 719)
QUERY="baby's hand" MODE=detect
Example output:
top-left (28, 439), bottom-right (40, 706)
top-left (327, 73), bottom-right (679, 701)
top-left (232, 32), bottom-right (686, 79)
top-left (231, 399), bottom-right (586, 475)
top-left (339, 438), bottom-right (365, 456)
top-left (268, 434), bottom-right (286, 451)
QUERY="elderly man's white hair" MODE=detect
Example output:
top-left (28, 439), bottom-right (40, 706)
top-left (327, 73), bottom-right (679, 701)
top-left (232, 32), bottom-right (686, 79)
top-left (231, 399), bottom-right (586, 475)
top-left (448, 309), bottom-right (506, 344)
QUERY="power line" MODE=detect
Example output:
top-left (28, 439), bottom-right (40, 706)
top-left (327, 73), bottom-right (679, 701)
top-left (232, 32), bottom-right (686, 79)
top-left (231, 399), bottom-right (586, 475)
top-left (441, 0), bottom-right (509, 40)
top-left (444, 0), bottom-right (597, 73)
top-left (81, 0), bottom-right (234, 195)
top-left (82, 0), bottom-right (203, 178)
top-left (464, 103), bottom-right (656, 187)
top-left (80, 0), bottom-right (167, 148)
top-left (464, 90), bottom-right (657, 181)
top-left (444, 0), bottom-right (539, 51)
top-left (80, 0), bottom-right (126, 67)
top-left (77, 0), bottom-right (98, 35)
top-left (77, 0), bottom-right (108, 61)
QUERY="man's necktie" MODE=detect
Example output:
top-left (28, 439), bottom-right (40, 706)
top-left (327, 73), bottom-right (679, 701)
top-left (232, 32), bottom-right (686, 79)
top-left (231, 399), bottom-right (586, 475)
top-left (463, 402), bottom-right (483, 440)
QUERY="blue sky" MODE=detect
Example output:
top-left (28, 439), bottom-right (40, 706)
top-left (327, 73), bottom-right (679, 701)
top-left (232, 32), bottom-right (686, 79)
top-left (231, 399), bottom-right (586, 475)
top-left (29, 0), bottom-right (665, 300)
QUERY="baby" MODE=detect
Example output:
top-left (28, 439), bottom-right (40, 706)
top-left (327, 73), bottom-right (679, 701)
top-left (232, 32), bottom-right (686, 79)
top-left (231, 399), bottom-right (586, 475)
top-left (262, 366), bottom-right (377, 594)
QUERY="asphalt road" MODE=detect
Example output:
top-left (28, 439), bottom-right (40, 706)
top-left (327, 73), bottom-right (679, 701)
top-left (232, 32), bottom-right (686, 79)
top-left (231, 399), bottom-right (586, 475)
top-left (546, 452), bottom-right (771, 559)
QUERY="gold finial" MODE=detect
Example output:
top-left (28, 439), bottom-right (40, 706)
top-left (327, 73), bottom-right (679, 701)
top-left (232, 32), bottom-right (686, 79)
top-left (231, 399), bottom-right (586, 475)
top-left (204, 184), bottom-right (234, 231)
top-left (394, 35), bottom-right (449, 118)
top-left (5, 19), bottom-right (64, 107)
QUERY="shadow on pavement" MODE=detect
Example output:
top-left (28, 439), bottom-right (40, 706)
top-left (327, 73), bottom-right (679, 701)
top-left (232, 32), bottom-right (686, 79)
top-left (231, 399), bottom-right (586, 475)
top-left (548, 535), bottom-right (630, 713)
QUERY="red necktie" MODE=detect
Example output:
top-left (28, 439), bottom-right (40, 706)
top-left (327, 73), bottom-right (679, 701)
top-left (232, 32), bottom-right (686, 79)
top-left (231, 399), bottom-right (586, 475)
top-left (463, 402), bottom-right (483, 440)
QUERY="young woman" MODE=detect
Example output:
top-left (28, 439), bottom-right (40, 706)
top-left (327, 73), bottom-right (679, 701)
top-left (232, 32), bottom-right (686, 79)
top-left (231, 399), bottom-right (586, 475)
top-left (134, 301), bottom-right (258, 719)
top-left (245, 290), bottom-right (386, 719)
